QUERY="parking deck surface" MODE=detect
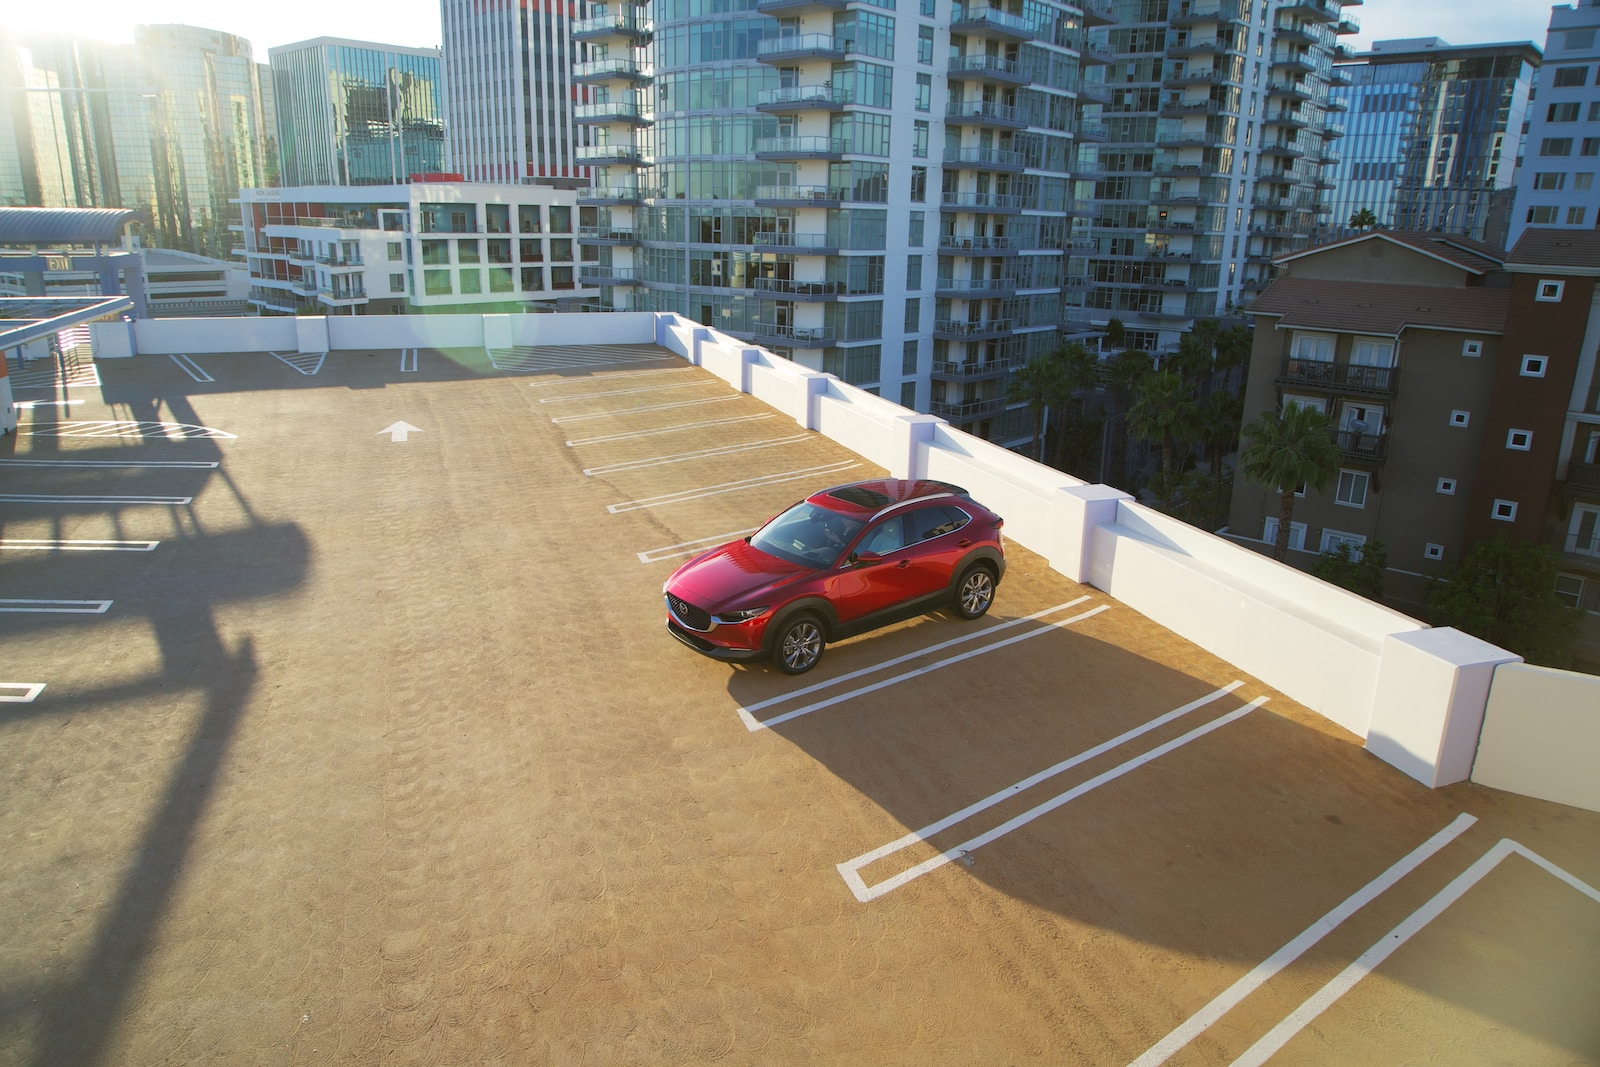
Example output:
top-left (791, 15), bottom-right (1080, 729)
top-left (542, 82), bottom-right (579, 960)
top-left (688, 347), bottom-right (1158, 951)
top-left (2, 346), bottom-right (1598, 1065)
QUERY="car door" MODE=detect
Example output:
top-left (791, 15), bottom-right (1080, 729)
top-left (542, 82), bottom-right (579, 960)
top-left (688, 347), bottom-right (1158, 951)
top-left (828, 514), bottom-right (923, 623)
top-left (901, 504), bottom-right (974, 593)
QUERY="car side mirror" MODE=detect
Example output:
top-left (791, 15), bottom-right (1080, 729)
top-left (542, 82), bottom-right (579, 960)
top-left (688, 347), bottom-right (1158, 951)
top-left (849, 550), bottom-right (882, 567)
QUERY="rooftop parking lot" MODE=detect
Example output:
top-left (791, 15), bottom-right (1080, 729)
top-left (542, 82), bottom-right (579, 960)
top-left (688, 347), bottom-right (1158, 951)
top-left (2, 344), bottom-right (1598, 1065)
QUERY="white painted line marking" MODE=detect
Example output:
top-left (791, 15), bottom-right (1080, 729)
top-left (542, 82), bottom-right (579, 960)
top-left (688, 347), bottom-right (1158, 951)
top-left (0, 683), bottom-right (46, 703)
top-left (539, 379), bottom-right (715, 403)
top-left (0, 459), bottom-right (218, 469)
top-left (607, 461), bottom-right (861, 513)
top-left (840, 695), bottom-right (1267, 902)
top-left (638, 528), bottom-right (762, 564)
top-left (841, 682), bottom-right (1244, 888)
top-left (583, 433), bottom-right (813, 476)
top-left (745, 603), bottom-right (1111, 732)
top-left (271, 350), bottom-right (327, 375)
top-left (528, 366), bottom-right (695, 389)
top-left (14, 400), bottom-right (86, 408)
top-left (20, 420), bottom-right (234, 439)
top-left (570, 413), bottom-right (777, 447)
top-left (739, 597), bottom-right (1094, 716)
top-left (378, 421), bottom-right (422, 443)
top-left (1128, 811), bottom-right (1479, 1067)
top-left (0, 493), bottom-right (194, 505)
top-left (0, 539), bottom-right (159, 552)
top-left (1231, 835), bottom-right (1600, 1067)
top-left (401, 348), bottom-right (418, 373)
top-left (169, 354), bottom-right (214, 382)
top-left (0, 599), bottom-right (113, 614)
top-left (552, 394), bottom-right (742, 425)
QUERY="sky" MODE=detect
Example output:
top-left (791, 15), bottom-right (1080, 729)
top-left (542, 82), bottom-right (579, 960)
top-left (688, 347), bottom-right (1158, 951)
top-left (0, 0), bottom-right (1561, 54)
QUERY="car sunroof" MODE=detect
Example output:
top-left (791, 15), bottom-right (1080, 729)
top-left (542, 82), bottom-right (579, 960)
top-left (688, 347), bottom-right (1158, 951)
top-left (826, 485), bottom-right (892, 508)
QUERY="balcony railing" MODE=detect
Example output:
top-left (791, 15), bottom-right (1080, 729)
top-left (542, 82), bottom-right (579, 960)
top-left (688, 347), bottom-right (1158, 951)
top-left (753, 184), bottom-right (843, 203)
top-left (1564, 531), bottom-right (1600, 559)
top-left (751, 231), bottom-right (837, 251)
top-left (930, 396), bottom-right (1008, 420)
top-left (938, 234), bottom-right (1023, 252)
top-left (935, 276), bottom-right (1019, 296)
top-left (1565, 459), bottom-right (1600, 494)
top-left (753, 135), bottom-right (848, 158)
top-left (1276, 356), bottom-right (1397, 394)
top-left (755, 83), bottom-right (852, 109)
top-left (942, 146), bottom-right (1026, 169)
top-left (934, 317), bottom-right (1014, 337)
top-left (1334, 430), bottom-right (1388, 461)
top-left (940, 191), bottom-right (1027, 211)
top-left (749, 277), bottom-right (845, 297)
top-left (946, 55), bottom-right (1027, 81)
top-left (749, 322), bottom-right (834, 346)
top-left (945, 100), bottom-right (1024, 125)
top-left (756, 33), bottom-right (851, 60)
top-left (932, 355), bottom-right (1022, 379)
top-left (950, 5), bottom-right (1038, 39)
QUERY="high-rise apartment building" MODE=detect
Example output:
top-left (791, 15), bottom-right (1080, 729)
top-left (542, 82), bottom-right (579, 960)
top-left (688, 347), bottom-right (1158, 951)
top-left (1075, 0), bottom-right (1357, 358)
top-left (575, 0), bottom-right (1115, 443)
top-left (1509, 1), bottom-right (1600, 248)
top-left (1327, 37), bottom-right (1539, 246)
top-left (440, 0), bottom-right (585, 186)
top-left (0, 26), bottom-right (274, 260)
top-left (270, 38), bottom-right (445, 188)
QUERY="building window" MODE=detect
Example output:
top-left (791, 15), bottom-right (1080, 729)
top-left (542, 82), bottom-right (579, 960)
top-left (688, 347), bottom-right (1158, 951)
top-left (1537, 280), bottom-right (1565, 302)
top-left (1462, 340), bottom-right (1482, 358)
top-left (485, 203), bottom-right (511, 233)
top-left (1522, 355), bottom-right (1548, 377)
top-left (1585, 138), bottom-right (1600, 156)
top-left (550, 266), bottom-right (575, 290)
top-left (518, 205), bottom-right (542, 233)
top-left (1541, 138), bottom-right (1575, 157)
top-left (1437, 477), bottom-right (1457, 495)
top-left (1449, 410), bottom-right (1470, 428)
top-left (457, 239), bottom-right (480, 264)
top-left (1570, 206), bottom-right (1589, 225)
top-left (1577, 173), bottom-right (1595, 191)
top-left (489, 267), bottom-right (514, 293)
top-left (389, 273), bottom-right (405, 293)
top-left (1534, 172), bottom-right (1569, 189)
top-left (550, 239), bottom-right (573, 262)
top-left (1526, 206), bottom-right (1559, 224)
top-left (906, 254), bottom-right (923, 289)
top-left (913, 120), bottom-right (929, 158)
top-left (1554, 65), bottom-right (1589, 87)
top-left (909, 211), bottom-right (925, 246)
top-left (901, 380), bottom-right (917, 408)
top-left (422, 240), bottom-right (449, 265)
top-left (1570, 506), bottom-right (1600, 557)
top-left (548, 206), bottom-right (572, 233)
top-left (521, 240), bottom-right (543, 262)
top-left (1320, 529), bottom-right (1366, 558)
top-left (1555, 574), bottom-right (1586, 608)
top-left (1335, 470), bottom-right (1369, 508)
top-left (904, 297), bottom-right (920, 331)
top-left (460, 269), bottom-right (482, 294)
top-left (902, 338), bottom-right (919, 374)
top-left (1547, 102), bottom-right (1582, 123)
top-left (387, 241), bottom-right (403, 262)
top-left (1424, 543), bottom-right (1445, 561)
top-left (521, 267), bottom-right (544, 290)
top-left (1262, 518), bottom-right (1306, 551)
top-left (423, 269), bottom-right (452, 295)
top-left (916, 73), bottom-right (931, 111)
top-left (1491, 499), bottom-right (1519, 522)
top-left (911, 166), bottom-right (927, 201)
top-left (918, 25), bottom-right (934, 63)
top-left (1290, 331), bottom-right (1334, 362)
top-left (1507, 429), bottom-right (1533, 451)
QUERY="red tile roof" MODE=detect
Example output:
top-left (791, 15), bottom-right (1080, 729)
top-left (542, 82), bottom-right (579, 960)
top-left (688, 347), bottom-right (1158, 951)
top-left (1246, 276), bottom-right (1510, 337)
top-left (1507, 228), bottom-right (1600, 272)
top-left (1274, 230), bottom-right (1505, 275)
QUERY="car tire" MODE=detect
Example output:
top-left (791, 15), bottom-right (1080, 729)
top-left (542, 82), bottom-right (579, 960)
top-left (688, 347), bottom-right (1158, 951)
top-left (774, 613), bottom-right (825, 675)
top-left (953, 563), bottom-right (996, 620)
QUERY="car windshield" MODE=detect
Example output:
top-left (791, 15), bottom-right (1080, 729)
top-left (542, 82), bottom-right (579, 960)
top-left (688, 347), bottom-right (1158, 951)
top-left (750, 502), bottom-right (864, 568)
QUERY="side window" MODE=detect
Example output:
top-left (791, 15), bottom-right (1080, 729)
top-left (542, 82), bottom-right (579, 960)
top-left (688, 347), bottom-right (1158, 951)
top-left (908, 505), bottom-right (971, 543)
top-left (862, 517), bottom-right (905, 555)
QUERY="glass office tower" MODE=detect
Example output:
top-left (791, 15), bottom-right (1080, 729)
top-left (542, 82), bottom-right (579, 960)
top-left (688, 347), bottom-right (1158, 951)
top-left (270, 38), bottom-right (445, 187)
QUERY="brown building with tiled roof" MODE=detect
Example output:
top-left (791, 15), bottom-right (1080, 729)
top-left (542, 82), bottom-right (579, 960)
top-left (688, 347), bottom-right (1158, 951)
top-left (1230, 228), bottom-right (1600, 665)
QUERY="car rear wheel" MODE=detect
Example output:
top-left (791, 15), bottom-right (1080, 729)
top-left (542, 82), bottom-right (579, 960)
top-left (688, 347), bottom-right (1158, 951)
top-left (774, 614), bottom-right (825, 674)
top-left (953, 564), bottom-right (996, 620)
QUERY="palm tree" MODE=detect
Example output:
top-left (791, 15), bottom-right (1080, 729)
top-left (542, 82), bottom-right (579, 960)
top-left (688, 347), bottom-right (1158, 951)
top-left (1349, 207), bottom-right (1378, 231)
top-left (1200, 389), bottom-right (1243, 493)
top-left (1239, 401), bottom-right (1343, 562)
top-left (1128, 369), bottom-right (1200, 480)
top-left (1007, 353), bottom-right (1069, 462)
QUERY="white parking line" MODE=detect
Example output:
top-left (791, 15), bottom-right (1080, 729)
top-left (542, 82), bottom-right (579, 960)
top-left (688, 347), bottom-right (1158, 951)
top-left (528, 366), bottom-right (695, 390)
top-left (0, 539), bottom-right (159, 552)
top-left (0, 599), bottom-right (113, 613)
top-left (743, 603), bottom-right (1111, 732)
top-left (583, 434), bottom-right (813, 476)
top-left (637, 528), bottom-right (762, 564)
top-left (1231, 835), bottom-right (1599, 1067)
top-left (538, 379), bottom-right (715, 403)
top-left (0, 494), bottom-right (193, 505)
top-left (271, 351), bottom-right (326, 375)
top-left (607, 461), bottom-right (861, 513)
top-left (401, 348), bottom-right (418, 373)
top-left (0, 683), bottom-right (46, 703)
top-left (1129, 812), bottom-right (1478, 1067)
top-left (739, 597), bottom-right (1093, 717)
top-left (0, 459), bottom-right (219, 469)
top-left (840, 694), bottom-right (1268, 902)
top-left (14, 400), bottom-right (86, 408)
top-left (169, 354), bottom-right (214, 382)
top-left (569, 413), bottom-right (777, 447)
top-left (839, 682), bottom-right (1243, 895)
top-left (552, 394), bottom-right (742, 425)
top-left (20, 421), bottom-right (234, 440)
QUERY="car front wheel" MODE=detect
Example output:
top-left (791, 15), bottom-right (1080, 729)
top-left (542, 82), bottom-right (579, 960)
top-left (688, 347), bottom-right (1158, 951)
top-left (774, 613), bottom-right (825, 674)
top-left (953, 564), bottom-right (996, 620)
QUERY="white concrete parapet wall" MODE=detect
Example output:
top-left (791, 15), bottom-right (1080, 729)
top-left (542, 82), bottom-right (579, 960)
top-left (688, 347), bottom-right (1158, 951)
top-left (1471, 663), bottom-right (1600, 812)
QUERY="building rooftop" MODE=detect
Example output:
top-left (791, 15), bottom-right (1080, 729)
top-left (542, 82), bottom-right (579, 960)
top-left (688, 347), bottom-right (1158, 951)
top-left (0, 207), bottom-right (137, 247)
top-left (1, 321), bottom-right (1596, 1063)
top-left (1246, 275), bottom-right (1511, 336)
top-left (1507, 227), bottom-right (1600, 272)
top-left (1274, 230), bottom-right (1506, 276)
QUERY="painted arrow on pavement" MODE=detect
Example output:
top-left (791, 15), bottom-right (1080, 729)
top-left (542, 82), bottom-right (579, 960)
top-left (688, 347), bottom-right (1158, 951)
top-left (378, 421), bottom-right (423, 443)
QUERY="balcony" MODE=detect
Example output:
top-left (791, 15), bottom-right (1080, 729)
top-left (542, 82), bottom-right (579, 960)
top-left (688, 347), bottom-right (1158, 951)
top-left (935, 276), bottom-right (1019, 297)
top-left (579, 266), bottom-right (640, 285)
top-left (931, 355), bottom-right (1021, 381)
top-left (1169, 0), bottom-right (1249, 27)
top-left (1337, 11), bottom-right (1361, 35)
top-left (940, 190), bottom-right (1027, 212)
top-left (942, 146), bottom-right (1026, 171)
top-left (755, 83), bottom-right (851, 113)
top-left (756, 33), bottom-right (850, 63)
top-left (1082, 0), bottom-right (1116, 26)
top-left (576, 143), bottom-right (646, 166)
top-left (1077, 122), bottom-right (1110, 142)
top-left (933, 317), bottom-right (1014, 340)
top-left (754, 135), bottom-right (846, 161)
top-left (950, 5), bottom-right (1038, 43)
top-left (1563, 460), bottom-right (1600, 498)
top-left (1079, 41), bottom-right (1114, 65)
top-left (1161, 99), bottom-right (1227, 118)
top-left (1270, 52), bottom-right (1316, 75)
top-left (751, 231), bottom-right (841, 253)
top-left (747, 322), bottom-right (834, 348)
top-left (571, 11), bottom-right (649, 42)
top-left (945, 99), bottom-right (1026, 129)
top-left (1267, 80), bottom-right (1313, 101)
top-left (1334, 429), bottom-right (1387, 462)
top-left (1164, 68), bottom-right (1234, 88)
top-left (573, 99), bottom-right (650, 126)
top-left (1260, 141), bottom-right (1307, 159)
top-left (579, 185), bottom-right (642, 205)
top-left (1264, 109), bottom-right (1309, 130)
top-left (748, 277), bottom-right (845, 301)
top-left (930, 396), bottom-right (1009, 421)
top-left (937, 233), bottom-right (1023, 254)
top-left (318, 286), bottom-right (368, 307)
top-left (1076, 80), bottom-right (1112, 104)
top-left (572, 58), bottom-right (647, 84)
top-left (1281, 0), bottom-right (1341, 22)
top-left (1274, 23), bottom-right (1315, 46)
top-left (946, 54), bottom-right (1029, 85)
top-left (577, 225), bottom-right (637, 245)
top-left (1166, 38), bottom-right (1229, 59)
top-left (1275, 356), bottom-right (1397, 395)
top-left (753, 184), bottom-right (843, 207)
top-left (755, 0), bottom-right (847, 12)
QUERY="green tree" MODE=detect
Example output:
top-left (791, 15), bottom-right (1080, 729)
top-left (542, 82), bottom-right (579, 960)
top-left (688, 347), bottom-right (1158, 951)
top-left (1007, 354), bottom-right (1069, 462)
top-left (1105, 316), bottom-right (1126, 350)
top-left (1426, 535), bottom-right (1583, 667)
top-left (1128, 369), bottom-right (1200, 480)
top-left (1349, 207), bottom-right (1378, 231)
top-left (1238, 401), bottom-right (1342, 562)
top-left (1199, 389), bottom-right (1243, 494)
top-left (1312, 538), bottom-right (1387, 600)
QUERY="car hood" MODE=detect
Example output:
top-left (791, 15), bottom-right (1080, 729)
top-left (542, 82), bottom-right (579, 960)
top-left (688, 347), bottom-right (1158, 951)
top-left (670, 538), bottom-right (813, 608)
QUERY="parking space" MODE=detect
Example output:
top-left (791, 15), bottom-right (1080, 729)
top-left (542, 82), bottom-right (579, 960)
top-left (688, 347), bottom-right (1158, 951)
top-left (2, 345), bottom-right (1597, 1065)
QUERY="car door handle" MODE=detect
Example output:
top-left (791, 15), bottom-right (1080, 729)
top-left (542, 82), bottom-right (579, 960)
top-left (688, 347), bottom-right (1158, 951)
top-left (896, 560), bottom-right (911, 568)
top-left (958, 539), bottom-right (971, 547)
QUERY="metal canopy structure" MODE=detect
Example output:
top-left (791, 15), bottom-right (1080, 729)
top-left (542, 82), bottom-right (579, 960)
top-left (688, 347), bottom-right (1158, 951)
top-left (0, 207), bottom-right (138, 247)
top-left (0, 295), bottom-right (133, 354)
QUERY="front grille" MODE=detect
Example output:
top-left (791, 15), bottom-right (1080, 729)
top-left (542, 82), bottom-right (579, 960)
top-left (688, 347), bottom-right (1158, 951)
top-left (666, 593), bottom-right (712, 632)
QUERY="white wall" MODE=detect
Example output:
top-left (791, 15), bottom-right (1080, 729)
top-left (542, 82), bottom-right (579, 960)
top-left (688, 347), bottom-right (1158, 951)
top-left (1472, 663), bottom-right (1600, 813)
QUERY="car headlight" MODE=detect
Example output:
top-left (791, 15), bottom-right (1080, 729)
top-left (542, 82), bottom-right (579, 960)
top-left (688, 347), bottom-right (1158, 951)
top-left (713, 606), bottom-right (770, 624)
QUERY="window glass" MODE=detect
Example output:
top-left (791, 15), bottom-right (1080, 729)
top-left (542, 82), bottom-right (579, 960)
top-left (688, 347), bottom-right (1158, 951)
top-left (457, 239), bottom-right (480, 263)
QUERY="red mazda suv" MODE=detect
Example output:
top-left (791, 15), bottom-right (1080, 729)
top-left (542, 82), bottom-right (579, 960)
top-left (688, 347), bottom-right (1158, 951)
top-left (664, 479), bottom-right (1005, 674)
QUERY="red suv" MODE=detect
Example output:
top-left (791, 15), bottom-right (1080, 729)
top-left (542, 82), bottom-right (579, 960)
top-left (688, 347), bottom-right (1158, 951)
top-left (664, 479), bottom-right (1005, 674)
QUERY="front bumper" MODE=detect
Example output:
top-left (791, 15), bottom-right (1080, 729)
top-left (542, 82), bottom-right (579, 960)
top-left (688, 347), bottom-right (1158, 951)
top-left (666, 618), bottom-right (767, 663)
